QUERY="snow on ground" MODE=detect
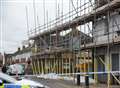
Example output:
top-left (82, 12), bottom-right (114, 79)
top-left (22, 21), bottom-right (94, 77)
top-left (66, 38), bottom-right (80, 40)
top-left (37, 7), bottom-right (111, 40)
top-left (37, 73), bottom-right (95, 84)
top-left (74, 76), bottom-right (95, 84)
top-left (37, 73), bottom-right (60, 79)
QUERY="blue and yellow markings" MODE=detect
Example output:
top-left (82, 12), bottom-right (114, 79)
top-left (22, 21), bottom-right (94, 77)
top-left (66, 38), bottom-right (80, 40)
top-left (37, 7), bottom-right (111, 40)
top-left (0, 84), bottom-right (30, 88)
top-left (4, 84), bottom-right (21, 88)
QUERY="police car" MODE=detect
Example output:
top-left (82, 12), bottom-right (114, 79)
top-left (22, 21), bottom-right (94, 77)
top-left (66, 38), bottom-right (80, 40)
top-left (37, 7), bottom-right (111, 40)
top-left (0, 72), bottom-right (46, 88)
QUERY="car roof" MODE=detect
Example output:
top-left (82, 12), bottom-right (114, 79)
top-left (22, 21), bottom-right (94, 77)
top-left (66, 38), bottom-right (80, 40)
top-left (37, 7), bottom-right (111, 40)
top-left (0, 72), bottom-right (17, 83)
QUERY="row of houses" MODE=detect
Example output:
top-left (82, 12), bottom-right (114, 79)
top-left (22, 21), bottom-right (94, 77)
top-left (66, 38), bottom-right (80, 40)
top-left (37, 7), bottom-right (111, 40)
top-left (4, 45), bottom-right (32, 65)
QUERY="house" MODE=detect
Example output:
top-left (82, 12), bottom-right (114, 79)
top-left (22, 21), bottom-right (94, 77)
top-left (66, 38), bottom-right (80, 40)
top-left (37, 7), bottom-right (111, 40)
top-left (4, 53), bottom-right (13, 65)
top-left (12, 46), bottom-right (32, 64)
top-left (30, 26), bottom-right (93, 74)
top-left (28, 0), bottom-right (120, 84)
top-left (63, 29), bottom-right (92, 50)
top-left (91, 5), bottom-right (120, 83)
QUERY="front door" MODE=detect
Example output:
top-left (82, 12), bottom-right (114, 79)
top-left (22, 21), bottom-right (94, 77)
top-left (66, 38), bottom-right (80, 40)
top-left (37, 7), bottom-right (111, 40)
top-left (112, 54), bottom-right (119, 71)
top-left (112, 53), bottom-right (119, 84)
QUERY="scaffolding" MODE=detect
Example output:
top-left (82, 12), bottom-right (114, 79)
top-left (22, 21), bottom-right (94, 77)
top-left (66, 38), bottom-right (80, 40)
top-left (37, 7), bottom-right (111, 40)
top-left (29, 0), bottom-right (120, 87)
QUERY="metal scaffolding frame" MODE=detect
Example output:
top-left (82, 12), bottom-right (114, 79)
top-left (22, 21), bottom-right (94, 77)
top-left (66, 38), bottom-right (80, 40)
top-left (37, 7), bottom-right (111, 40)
top-left (29, 0), bottom-right (120, 87)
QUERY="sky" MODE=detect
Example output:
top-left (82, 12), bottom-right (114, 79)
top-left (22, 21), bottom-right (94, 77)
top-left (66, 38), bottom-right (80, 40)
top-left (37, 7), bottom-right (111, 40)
top-left (0, 0), bottom-right (74, 53)
top-left (0, 0), bottom-right (91, 54)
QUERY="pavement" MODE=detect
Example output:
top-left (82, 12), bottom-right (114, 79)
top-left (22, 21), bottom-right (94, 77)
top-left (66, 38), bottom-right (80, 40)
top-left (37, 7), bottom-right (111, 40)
top-left (28, 76), bottom-right (120, 88)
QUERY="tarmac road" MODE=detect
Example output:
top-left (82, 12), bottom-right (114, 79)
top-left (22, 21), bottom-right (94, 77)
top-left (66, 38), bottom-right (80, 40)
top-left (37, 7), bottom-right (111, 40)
top-left (29, 77), bottom-right (79, 88)
top-left (28, 77), bottom-right (120, 88)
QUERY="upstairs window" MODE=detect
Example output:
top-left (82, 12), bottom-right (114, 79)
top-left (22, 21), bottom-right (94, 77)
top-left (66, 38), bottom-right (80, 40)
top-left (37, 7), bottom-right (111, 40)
top-left (117, 30), bottom-right (120, 36)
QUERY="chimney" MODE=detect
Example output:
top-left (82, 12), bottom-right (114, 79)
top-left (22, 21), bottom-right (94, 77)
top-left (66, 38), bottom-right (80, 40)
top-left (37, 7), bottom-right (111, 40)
top-left (18, 47), bottom-right (20, 51)
top-left (28, 43), bottom-right (31, 47)
top-left (22, 45), bottom-right (25, 50)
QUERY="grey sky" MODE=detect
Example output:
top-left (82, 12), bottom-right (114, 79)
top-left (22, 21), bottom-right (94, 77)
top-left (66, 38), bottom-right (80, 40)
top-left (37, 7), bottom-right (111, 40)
top-left (0, 0), bottom-right (71, 53)
top-left (0, 0), bottom-right (85, 53)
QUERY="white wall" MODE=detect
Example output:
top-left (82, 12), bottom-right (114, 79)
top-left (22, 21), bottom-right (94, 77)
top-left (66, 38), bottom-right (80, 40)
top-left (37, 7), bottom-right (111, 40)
top-left (94, 12), bottom-right (120, 45)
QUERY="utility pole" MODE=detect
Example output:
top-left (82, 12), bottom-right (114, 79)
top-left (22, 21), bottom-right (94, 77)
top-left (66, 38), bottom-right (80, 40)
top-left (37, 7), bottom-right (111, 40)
top-left (33, 0), bottom-right (37, 34)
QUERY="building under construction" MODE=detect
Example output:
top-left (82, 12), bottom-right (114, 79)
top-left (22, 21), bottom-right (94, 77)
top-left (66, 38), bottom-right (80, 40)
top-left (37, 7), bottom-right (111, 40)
top-left (28, 0), bottom-right (120, 86)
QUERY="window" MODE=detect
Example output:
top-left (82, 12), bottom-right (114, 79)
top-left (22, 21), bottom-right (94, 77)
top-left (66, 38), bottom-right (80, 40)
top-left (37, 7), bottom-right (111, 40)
top-left (104, 19), bottom-right (109, 35)
top-left (117, 30), bottom-right (120, 36)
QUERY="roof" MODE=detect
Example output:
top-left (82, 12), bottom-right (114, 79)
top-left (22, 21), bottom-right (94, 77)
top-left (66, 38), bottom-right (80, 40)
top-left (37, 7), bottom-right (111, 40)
top-left (13, 47), bottom-right (31, 56)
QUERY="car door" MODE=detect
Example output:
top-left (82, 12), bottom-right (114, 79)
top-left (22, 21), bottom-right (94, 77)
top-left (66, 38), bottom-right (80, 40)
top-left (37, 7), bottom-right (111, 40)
top-left (0, 78), bottom-right (21, 88)
top-left (4, 84), bottom-right (21, 88)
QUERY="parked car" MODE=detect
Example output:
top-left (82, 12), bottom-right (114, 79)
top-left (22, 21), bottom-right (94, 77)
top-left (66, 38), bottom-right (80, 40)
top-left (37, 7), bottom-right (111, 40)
top-left (7, 64), bottom-right (25, 75)
top-left (0, 72), bottom-right (46, 88)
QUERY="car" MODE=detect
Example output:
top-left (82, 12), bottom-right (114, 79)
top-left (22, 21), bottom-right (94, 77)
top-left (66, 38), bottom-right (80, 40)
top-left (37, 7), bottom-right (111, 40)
top-left (6, 64), bottom-right (25, 75)
top-left (0, 72), bottom-right (46, 88)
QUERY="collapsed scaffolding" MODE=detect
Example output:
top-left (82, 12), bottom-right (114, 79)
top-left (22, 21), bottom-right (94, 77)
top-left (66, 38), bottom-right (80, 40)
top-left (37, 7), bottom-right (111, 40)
top-left (28, 0), bottom-right (120, 87)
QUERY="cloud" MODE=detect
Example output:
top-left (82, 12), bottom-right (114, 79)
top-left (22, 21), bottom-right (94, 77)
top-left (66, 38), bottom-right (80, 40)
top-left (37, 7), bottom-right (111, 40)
top-left (1, 0), bottom-right (28, 53)
top-left (1, 0), bottom-right (77, 53)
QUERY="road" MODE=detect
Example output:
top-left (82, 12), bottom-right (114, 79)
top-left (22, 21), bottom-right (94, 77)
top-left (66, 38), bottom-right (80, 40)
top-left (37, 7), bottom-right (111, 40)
top-left (27, 77), bottom-right (120, 88)
top-left (30, 77), bottom-right (78, 88)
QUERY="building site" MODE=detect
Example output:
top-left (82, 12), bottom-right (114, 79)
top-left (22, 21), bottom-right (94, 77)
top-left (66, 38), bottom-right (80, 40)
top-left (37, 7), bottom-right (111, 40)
top-left (0, 0), bottom-right (120, 88)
